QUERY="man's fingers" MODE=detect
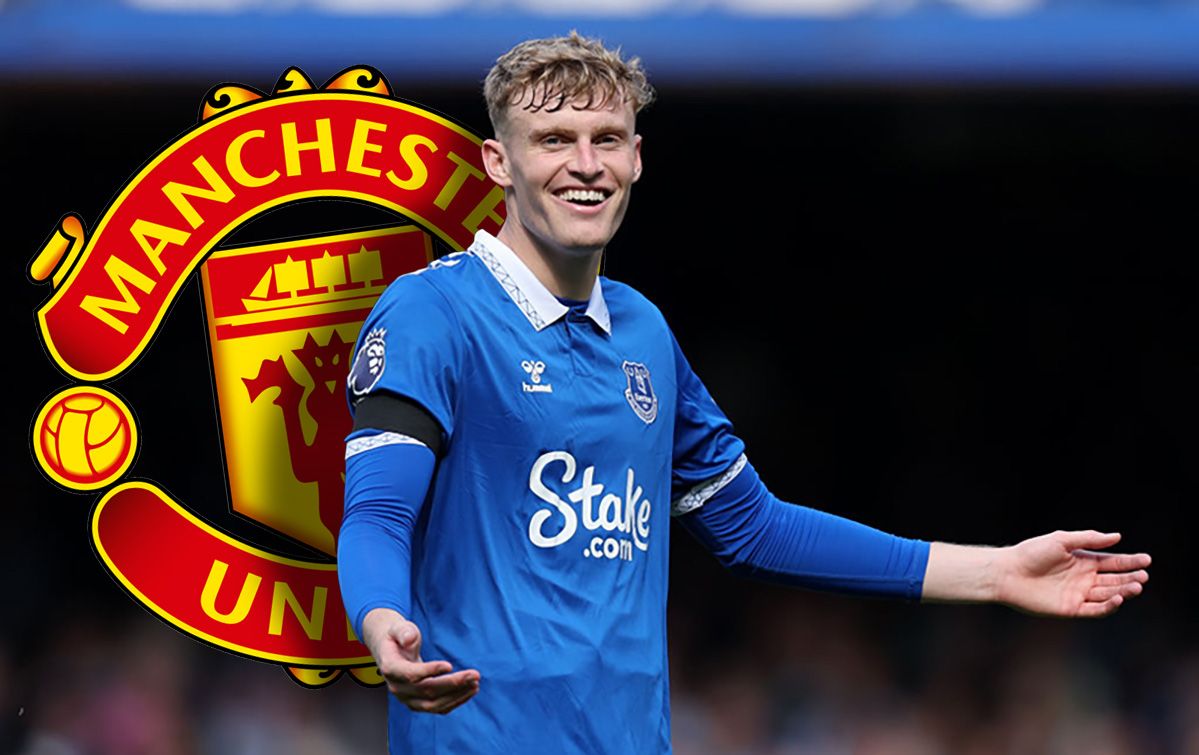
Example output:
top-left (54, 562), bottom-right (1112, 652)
top-left (426, 682), bottom-right (481, 715)
top-left (1093, 570), bottom-right (1149, 587)
top-left (436, 683), bottom-right (480, 714)
top-left (402, 676), bottom-right (481, 713)
top-left (406, 689), bottom-right (475, 714)
top-left (1087, 581), bottom-right (1143, 602)
top-left (408, 668), bottom-right (481, 700)
top-left (1090, 553), bottom-right (1152, 572)
top-left (1077, 593), bottom-right (1124, 619)
top-left (380, 657), bottom-right (453, 686)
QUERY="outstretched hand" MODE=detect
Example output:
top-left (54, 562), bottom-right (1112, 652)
top-left (998, 530), bottom-right (1151, 618)
top-left (362, 608), bottom-right (481, 714)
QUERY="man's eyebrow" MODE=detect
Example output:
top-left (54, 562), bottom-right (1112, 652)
top-left (528, 126), bottom-right (569, 139)
top-left (593, 121), bottom-right (630, 133)
top-left (596, 125), bottom-right (631, 137)
top-left (525, 122), bottom-right (631, 142)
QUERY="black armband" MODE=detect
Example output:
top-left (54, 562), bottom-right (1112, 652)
top-left (351, 392), bottom-right (445, 457)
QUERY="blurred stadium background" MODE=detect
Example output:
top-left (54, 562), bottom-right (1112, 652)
top-left (3, 1), bottom-right (1197, 752)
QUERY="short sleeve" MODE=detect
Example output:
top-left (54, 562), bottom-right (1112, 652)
top-left (346, 272), bottom-right (463, 441)
top-left (670, 330), bottom-right (746, 505)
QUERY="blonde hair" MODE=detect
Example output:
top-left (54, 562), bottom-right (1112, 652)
top-left (484, 31), bottom-right (656, 136)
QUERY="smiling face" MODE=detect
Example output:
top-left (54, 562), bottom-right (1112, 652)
top-left (482, 90), bottom-right (643, 262)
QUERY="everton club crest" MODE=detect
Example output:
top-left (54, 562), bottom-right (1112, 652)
top-left (622, 361), bottom-right (658, 424)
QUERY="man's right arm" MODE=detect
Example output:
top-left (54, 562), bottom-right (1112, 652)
top-left (338, 398), bottom-right (480, 713)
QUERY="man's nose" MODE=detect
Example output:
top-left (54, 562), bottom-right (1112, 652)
top-left (568, 141), bottom-right (602, 177)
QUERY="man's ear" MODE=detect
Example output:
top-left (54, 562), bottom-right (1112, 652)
top-left (632, 134), bottom-right (643, 183)
top-left (482, 138), bottom-right (512, 187)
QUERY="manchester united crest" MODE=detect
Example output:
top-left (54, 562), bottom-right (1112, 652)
top-left (27, 66), bottom-right (504, 688)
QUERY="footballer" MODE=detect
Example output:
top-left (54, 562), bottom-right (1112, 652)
top-left (336, 32), bottom-right (1152, 754)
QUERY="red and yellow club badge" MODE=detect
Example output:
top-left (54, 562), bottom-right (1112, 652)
top-left (28, 66), bottom-right (504, 688)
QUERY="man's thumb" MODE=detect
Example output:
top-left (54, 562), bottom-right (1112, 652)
top-left (1060, 529), bottom-right (1121, 551)
top-left (398, 625), bottom-right (420, 653)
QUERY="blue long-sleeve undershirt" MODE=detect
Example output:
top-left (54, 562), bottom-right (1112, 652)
top-left (337, 437), bottom-right (436, 642)
top-left (337, 443), bottom-right (931, 643)
top-left (676, 456), bottom-right (930, 600)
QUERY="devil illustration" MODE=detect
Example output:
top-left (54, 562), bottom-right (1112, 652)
top-left (244, 330), bottom-right (354, 550)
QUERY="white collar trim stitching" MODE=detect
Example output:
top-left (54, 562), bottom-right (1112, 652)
top-left (469, 230), bottom-right (611, 334)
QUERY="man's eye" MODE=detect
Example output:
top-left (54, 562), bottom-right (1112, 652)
top-left (542, 136), bottom-right (563, 146)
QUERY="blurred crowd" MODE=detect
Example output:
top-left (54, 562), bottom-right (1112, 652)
top-left (667, 589), bottom-right (1196, 755)
top-left (3, 578), bottom-right (1194, 755)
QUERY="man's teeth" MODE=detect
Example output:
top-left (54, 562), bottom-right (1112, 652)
top-left (558, 189), bottom-right (607, 204)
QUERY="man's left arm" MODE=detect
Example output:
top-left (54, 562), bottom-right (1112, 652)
top-left (674, 456), bottom-right (929, 600)
top-left (675, 459), bottom-right (1151, 614)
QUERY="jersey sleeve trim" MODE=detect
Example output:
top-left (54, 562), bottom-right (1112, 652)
top-left (671, 453), bottom-right (748, 517)
top-left (345, 431), bottom-right (429, 459)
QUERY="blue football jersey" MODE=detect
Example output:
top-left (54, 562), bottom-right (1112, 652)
top-left (346, 230), bottom-right (745, 754)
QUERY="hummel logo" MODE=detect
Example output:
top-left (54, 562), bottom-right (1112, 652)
top-left (522, 360), bottom-right (546, 383)
top-left (521, 360), bottom-right (553, 394)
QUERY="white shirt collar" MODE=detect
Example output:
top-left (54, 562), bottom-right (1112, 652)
top-left (469, 229), bottom-right (612, 334)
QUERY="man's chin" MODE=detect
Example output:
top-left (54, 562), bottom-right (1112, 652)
top-left (527, 218), bottom-right (619, 258)
top-left (546, 230), bottom-right (612, 258)
top-left (557, 239), bottom-right (609, 258)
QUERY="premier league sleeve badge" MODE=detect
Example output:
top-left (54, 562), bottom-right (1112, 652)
top-left (348, 327), bottom-right (388, 399)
